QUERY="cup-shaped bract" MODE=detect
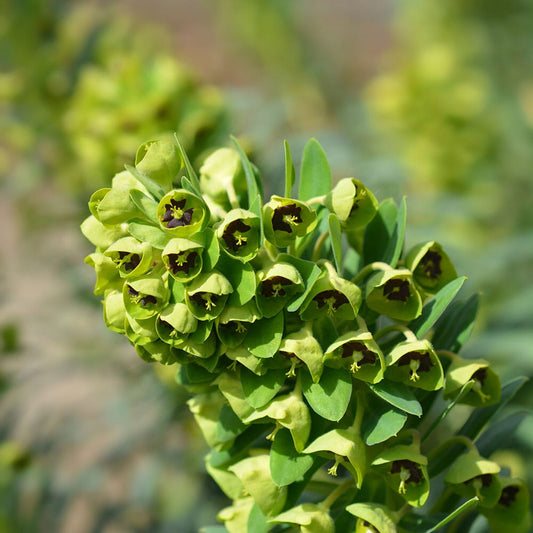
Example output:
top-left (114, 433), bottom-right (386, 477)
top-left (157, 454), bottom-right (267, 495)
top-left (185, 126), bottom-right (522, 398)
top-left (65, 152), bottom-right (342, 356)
top-left (91, 179), bottom-right (142, 226)
top-left (156, 302), bottom-right (198, 347)
top-left (136, 339), bottom-right (176, 365)
top-left (157, 189), bottom-right (206, 236)
top-left (263, 196), bottom-right (317, 248)
top-left (185, 270), bottom-right (232, 320)
top-left (124, 313), bottom-right (159, 346)
top-left (217, 208), bottom-right (260, 262)
top-left (346, 503), bottom-right (397, 533)
top-left (216, 300), bottom-right (261, 348)
top-left (199, 147), bottom-right (247, 208)
top-left (104, 236), bottom-right (153, 278)
top-left (325, 331), bottom-right (385, 384)
top-left (85, 253), bottom-right (123, 295)
top-left (365, 269), bottom-right (422, 321)
top-left (103, 290), bottom-right (127, 334)
top-left (444, 357), bottom-right (501, 407)
top-left (300, 265), bottom-right (361, 321)
top-left (278, 327), bottom-right (324, 383)
top-left (385, 339), bottom-right (444, 391)
top-left (371, 443), bottom-right (430, 507)
top-left (135, 138), bottom-right (182, 191)
top-left (325, 178), bottom-right (378, 231)
top-left (269, 503), bottom-right (335, 533)
top-left (162, 237), bottom-right (203, 282)
top-left (483, 478), bottom-right (531, 533)
top-left (256, 262), bottom-right (305, 318)
top-left (445, 449), bottom-right (502, 508)
top-left (405, 241), bottom-right (457, 295)
top-left (123, 271), bottom-right (170, 320)
top-left (217, 497), bottom-right (255, 533)
top-left (81, 214), bottom-right (128, 250)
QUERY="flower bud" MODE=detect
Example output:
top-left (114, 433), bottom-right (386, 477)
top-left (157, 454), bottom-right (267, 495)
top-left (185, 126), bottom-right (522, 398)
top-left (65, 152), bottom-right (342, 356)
top-left (325, 331), bottom-right (385, 384)
top-left (263, 196), bottom-right (317, 248)
top-left (135, 138), bottom-right (182, 190)
top-left (385, 339), bottom-right (444, 391)
top-left (325, 178), bottom-right (378, 230)
top-left (102, 290), bottom-right (127, 333)
top-left (365, 268), bottom-right (422, 321)
top-left (405, 241), bottom-right (457, 295)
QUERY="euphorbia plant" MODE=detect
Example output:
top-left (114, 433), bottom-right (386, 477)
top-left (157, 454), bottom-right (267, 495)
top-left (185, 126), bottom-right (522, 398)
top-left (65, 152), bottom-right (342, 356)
top-left (82, 136), bottom-right (531, 532)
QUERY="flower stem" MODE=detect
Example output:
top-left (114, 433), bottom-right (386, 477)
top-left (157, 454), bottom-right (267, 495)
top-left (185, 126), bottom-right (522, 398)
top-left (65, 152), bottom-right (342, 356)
top-left (320, 478), bottom-right (354, 510)
top-left (374, 324), bottom-right (417, 343)
top-left (351, 262), bottom-right (392, 285)
top-left (312, 230), bottom-right (330, 263)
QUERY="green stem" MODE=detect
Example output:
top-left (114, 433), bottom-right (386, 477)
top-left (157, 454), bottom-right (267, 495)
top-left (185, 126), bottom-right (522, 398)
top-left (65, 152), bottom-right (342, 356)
top-left (226, 182), bottom-right (240, 210)
top-left (356, 316), bottom-right (368, 332)
top-left (374, 324), bottom-right (417, 343)
top-left (351, 262), bottom-right (392, 285)
top-left (436, 349), bottom-right (459, 360)
top-left (320, 478), bottom-right (354, 510)
top-left (427, 497), bottom-right (479, 532)
top-left (351, 388), bottom-right (366, 434)
top-left (312, 230), bottom-right (329, 262)
top-left (307, 194), bottom-right (327, 206)
top-left (427, 436), bottom-right (477, 463)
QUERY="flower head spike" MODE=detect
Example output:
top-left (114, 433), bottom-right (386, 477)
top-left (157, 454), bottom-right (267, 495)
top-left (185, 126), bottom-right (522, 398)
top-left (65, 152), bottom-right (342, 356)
top-left (325, 178), bottom-right (378, 231)
top-left (135, 138), bottom-right (182, 190)
top-left (405, 241), bottom-right (458, 295)
top-left (263, 196), bottom-right (317, 248)
top-left (217, 208), bottom-right (260, 262)
top-left (162, 237), bottom-right (203, 282)
top-left (325, 331), bottom-right (385, 384)
top-left (371, 443), bottom-right (429, 507)
top-left (199, 147), bottom-right (248, 208)
top-left (185, 270), bottom-right (233, 320)
top-left (104, 236), bottom-right (153, 278)
top-left (445, 449), bottom-right (502, 508)
top-left (157, 189), bottom-right (206, 236)
top-left (256, 262), bottom-right (304, 318)
top-left (385, 339), bottom-right (444, 391)
top-left (365, 268), bottom-right (422, 321)
top-left (483, 478), bottom-right (531, 532)
top-left (300, 263), bottom-right (361, 321)
top-left (444, 357), bottom-right (501, 407)
top-left (123, 271), bottom-right (170, 320)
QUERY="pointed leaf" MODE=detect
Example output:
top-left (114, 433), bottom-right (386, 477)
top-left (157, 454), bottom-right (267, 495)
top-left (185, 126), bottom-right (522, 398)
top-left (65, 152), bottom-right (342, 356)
top-left (241, 368), bottom-right (286, 409)
top-left (301, 367), bottom-right (352, 422)
top-left (328, 213), bottom-right (343, 274)
top-left (244, 313), bottom-right (284, 358)
top-left (125, 164), bottom-right (165, 200)
top-left (362, 400), bottom-right (408, 445)
top-left (298, 138), bottom-right (331, 202)
top-left (284, 140), bottom-right (296, 198)
top-left (363, 198), bottom-right (398, 264)
top-left (385, 196), bottom-right (406, 267)
top-left (231, 136), bottom-right (261, 217)
top-left (174, 134), bottom-right (202, 195)
top-left (129, 189), bottom-right (159, 223)
top-left (270, 429), bottom-right (315, 487)
top-left (410, 276), bottom-right (467, 337)
top-left (216, 404), bottom-right (247, 443)
top-left (368, 381), bottom-right (422, 416)
top-left (127, 219), bottom-right (172, 249)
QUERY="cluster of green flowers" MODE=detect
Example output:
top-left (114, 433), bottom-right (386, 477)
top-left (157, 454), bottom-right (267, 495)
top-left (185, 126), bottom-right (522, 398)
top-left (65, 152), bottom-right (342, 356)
top-left (83, 137), bottom-right (530, 532)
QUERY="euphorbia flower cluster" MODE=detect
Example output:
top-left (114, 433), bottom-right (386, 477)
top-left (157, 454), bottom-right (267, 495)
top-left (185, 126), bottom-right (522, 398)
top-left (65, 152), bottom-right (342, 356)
top-left (83, 136), bottom-right (530, 533)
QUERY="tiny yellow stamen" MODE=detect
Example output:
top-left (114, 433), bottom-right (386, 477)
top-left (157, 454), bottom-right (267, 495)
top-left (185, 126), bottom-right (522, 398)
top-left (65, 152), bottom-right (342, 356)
top-left (409, 359), bottom-right (421, 382)
top-left (233, 231), bottom-right (247, 247)
top-left (324, 296), bottom-right (337, 317)
top-left (235, 322), bottom-right (247, 334)
top-left (285, 358), bottom-right (298, 378)
top-left (202, 294), bottom-right (216, 311)
top-left (328, 456), bottom-right (342, 477)
top-left (472, 380), bottom-right (491, 403)
top-left (283, 214), bottom-right (299, 227)
top-left (266, 424), bottom-right (281, 442)
top-left (398, 468), bottom-right (411, 494)
top-left (272, 283), bottom-right (283, 297)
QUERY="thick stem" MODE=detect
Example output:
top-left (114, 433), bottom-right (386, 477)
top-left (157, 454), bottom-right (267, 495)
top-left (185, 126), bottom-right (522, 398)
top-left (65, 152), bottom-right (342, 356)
top-left (351, 262), bottom-right (392, 285)
top-left (312, 230), bottom-right (330, 263)
top-left (320, 478), bottom-right (354, 510)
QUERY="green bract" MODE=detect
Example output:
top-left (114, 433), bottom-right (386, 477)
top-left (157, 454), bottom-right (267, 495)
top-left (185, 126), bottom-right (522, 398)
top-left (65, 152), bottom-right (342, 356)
top-left (82, 136), bottom-right (529, 533)
top-left (263, 196), bottom-right (317, 248)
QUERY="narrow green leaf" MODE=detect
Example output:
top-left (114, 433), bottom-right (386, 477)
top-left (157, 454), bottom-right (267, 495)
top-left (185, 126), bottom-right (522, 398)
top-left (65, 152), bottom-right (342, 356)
top-left (129, 189), bottom-right (159, 223)
top-left (425, 497), bottom-right (479, 533)
top-left (127, 219), bottom-right (172, 249)
top-left (231, 136), bottom-right (261, 217)
top-left (298, 138), bottom-right (331, 202)
top-left (363, 198), bottom-right (398, 265)
top-left (301, 368), bottom-right (352, 422)
top-left (362, 400), bottom-right (408, 445)
top-left (476, 411), bottom-right (529, 458)
top-left (174, 134), bottom-right (202, 195)
top-left (244, 313), bottom-right (284, 358)
top-left (431, 294), bottom-right (479, 352)
top-left (284, 140), bottom-right (296, 198)
top-left (270, 429), bottom-right (315, 486)
top-left (125, 164), bottom-right (166, 200)
top-left (282, 256), bottom-right (323, 313)
top-left (410, 276), bottom-right (467, 337)
top-left (328, 213), bottom-right (343, 275)
top-left (216, 404), bottom-right (247, 443)
top-left (385, 196), bottom-right (406, 267)
top-left (241, 368), bottom-right (286, 409)
top-left (368, 381), bottom-right (422, 416)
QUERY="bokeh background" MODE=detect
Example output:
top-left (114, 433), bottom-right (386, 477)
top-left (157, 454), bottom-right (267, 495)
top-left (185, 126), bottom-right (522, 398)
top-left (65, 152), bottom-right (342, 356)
top-left (1, 1), bottom-right (532, 531)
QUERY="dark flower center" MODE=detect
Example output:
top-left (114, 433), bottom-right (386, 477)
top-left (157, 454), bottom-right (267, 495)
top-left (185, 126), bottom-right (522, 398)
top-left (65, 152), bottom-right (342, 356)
top-left (313, 289), bottom-right (349, 316)
top-left (222, 219), bottom-right (251, 252)
top-left (466, 474), bottom-right (493, 488)
top-left (362, 521), bottom-right (379, 533)
top-left (272, 204), bottom-right (302, 233)
top-left (190, 292), bottom-right (218, 312)
top-left (158, 319), bottom-right (180, 339)
top-left (167, 251), bottom-right (198, 275)
top-left (128, 286), bottom-right (157, 307)
top-left (390, 459), bottom-right (423, 484)
top-left (418, 250), bottom-right (442, 280)
top-left (162, 198), bottom-right (194, 229)
top-left (472, 367), bottom-right (487, 385)
top-left (220, 321), bottom-right (247, 335)
top-left (341, 341), bottom-right (377, 366)
top-left (116, 251), bottom-right (141, 272)
top-left (261, 276), bottom-right (293, 297)
top-left (383, 278), bottom-right (411, 302)
top-left (498, 485), bottom-right (520, 507)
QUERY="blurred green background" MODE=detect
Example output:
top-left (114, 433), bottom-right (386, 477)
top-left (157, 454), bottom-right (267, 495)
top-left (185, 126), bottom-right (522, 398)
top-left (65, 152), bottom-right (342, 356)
top-left (1, 1), bottom-right (531, 531)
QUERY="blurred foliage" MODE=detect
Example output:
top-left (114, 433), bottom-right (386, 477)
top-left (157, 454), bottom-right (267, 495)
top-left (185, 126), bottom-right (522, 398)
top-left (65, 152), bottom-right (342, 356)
top-left (0, 0), bottom-right (230, 199)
